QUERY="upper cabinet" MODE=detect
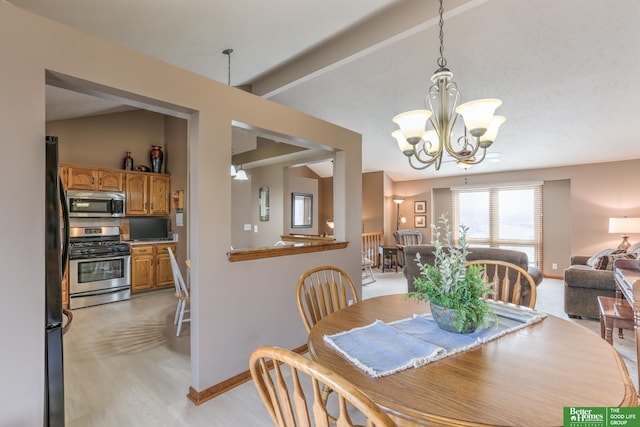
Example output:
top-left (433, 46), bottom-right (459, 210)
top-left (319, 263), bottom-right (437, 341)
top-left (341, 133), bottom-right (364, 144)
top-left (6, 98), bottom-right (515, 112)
top-left (125, 172), bottom-right (170, 216)
top-left (65, 165), bottom-right (123, 192)
top-left (61, 164), bottom-right (170, 217)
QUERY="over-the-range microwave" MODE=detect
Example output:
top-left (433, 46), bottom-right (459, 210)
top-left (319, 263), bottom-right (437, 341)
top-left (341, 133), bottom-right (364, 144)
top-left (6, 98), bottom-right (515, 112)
top-left (67, 190), bottom-right (125, 218)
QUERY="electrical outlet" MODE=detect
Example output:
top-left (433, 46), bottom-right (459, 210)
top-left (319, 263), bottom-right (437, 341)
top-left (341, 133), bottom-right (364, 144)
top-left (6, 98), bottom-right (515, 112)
top-left (552, 263), bottom-right (558, 270)
top-left (254, 225), bottom-right (258, 233)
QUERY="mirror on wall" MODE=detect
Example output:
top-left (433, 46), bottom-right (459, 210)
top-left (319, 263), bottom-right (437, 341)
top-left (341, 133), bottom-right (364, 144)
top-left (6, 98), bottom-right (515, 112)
top-left (259, 187), bottom-right (269, 221)
top-left (291, 193), bottom-right (313, 228)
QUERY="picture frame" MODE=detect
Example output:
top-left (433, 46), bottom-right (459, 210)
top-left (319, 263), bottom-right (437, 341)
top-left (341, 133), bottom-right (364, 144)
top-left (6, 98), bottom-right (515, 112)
top-left (414, 200), bottom-right (426, 214)
top-left (414, 215), bottom-right (426, 228)
top-left (259, 187), bottom-right (269, 221)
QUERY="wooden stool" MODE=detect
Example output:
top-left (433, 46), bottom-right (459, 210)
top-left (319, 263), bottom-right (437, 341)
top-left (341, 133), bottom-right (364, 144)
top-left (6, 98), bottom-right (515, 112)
top-left (597, 296), bottom-right (634, 345)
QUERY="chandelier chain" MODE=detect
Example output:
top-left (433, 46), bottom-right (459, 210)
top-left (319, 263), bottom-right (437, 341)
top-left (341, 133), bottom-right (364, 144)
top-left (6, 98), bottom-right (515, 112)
top-left (437, 0), bottom-right (447, 68)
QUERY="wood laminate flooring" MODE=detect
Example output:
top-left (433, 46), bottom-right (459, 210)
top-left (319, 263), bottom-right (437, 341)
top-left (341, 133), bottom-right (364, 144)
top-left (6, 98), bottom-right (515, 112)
top-left (63, 276), bottom-right (638, 426)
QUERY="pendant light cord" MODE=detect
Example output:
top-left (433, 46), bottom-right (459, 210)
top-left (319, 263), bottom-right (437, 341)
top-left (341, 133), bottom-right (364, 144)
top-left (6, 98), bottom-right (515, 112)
top-left (223, 48), bottom-right (233, 86)
top-left (437, 0), bottom-right (447, 69)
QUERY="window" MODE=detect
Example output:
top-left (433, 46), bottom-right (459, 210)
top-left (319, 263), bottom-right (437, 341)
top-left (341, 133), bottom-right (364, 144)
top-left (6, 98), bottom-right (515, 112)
top-left (452, 183), bottom-right (542, 267)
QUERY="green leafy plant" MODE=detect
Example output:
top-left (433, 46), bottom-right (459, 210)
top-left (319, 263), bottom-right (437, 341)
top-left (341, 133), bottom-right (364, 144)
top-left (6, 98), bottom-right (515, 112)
top-left (408, 214), bottom-right (496, 333)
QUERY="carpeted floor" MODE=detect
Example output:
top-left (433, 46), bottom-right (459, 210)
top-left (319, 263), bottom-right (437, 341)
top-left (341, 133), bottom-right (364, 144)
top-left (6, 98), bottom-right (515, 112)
top-left (363, 270), bottom-right (638, 391)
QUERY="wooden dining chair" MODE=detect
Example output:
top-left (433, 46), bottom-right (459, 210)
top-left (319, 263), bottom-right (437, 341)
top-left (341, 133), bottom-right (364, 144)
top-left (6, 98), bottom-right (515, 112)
top-left (296, 266), bottom-right (359, 333)
top-left (466, 259), bottom-right (537, 308)
top-left (249, 345), bottom-right (397, 427)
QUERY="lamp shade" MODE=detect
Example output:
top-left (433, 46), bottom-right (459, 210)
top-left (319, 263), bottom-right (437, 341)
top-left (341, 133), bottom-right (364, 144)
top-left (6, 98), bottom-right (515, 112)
top-left (392, 110), bottom-right (432, 144)
top-left (234, 166), bottom-right (248, 181)
top-left (392, 130), bottom-right (414, 156)
top-left (392, 196), bottom-right (404, 204)
top-left (609, 217), bottom-right (640, 234)
top-left (455, 99), bottom-right (502, 137)
top-left (478, 115), bottom-right (506, 147)
top-left (230, 164), bottom-right (237, 177)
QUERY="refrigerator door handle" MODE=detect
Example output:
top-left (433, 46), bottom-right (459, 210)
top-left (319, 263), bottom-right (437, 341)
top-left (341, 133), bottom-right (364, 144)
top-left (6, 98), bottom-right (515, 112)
top-left (60, 177), bottom-right (70, 276)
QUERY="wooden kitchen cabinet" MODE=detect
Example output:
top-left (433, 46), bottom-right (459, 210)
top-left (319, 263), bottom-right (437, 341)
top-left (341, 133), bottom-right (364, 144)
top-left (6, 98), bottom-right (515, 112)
top-left (125, 172), bottom-right (170, 216)
top-left (65, 165), bottom-right (123, 191)
top-left (130, 243), bottom-right (176, 292)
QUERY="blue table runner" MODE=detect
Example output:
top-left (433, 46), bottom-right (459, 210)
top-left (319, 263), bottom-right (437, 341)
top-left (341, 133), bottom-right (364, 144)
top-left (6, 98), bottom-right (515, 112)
top-left (323, 300), bottom-right (547, 378)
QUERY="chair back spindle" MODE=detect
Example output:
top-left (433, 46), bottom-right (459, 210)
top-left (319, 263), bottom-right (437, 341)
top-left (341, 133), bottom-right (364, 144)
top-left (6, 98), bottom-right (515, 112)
top-left (250, 346), bottom-right (397, 427)
top-left (467, 259), bottom-right (536, 308)
top-left (296, 266), bottom-right (358, 333)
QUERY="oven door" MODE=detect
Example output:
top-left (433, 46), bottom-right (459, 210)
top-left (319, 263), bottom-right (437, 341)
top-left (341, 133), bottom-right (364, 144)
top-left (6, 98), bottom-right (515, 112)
top-left (69, 255), bottom-right (130, 294)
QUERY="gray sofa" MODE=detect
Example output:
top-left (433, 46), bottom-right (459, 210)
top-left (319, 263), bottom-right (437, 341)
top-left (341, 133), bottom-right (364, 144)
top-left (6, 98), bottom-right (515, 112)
top-left (402, 245), bottom-right (543, 307)
top-left (563, 255), bottom-right (618, 319)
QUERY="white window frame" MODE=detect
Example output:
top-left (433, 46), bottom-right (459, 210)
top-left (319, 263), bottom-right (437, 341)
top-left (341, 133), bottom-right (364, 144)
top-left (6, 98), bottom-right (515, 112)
top-left (452, 183), bottom-right (543, 268)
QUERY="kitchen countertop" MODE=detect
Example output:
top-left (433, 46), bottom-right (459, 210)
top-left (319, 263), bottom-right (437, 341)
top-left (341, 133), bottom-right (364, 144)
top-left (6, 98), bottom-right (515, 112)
top-left (126, 239), bottom-right (177, 245)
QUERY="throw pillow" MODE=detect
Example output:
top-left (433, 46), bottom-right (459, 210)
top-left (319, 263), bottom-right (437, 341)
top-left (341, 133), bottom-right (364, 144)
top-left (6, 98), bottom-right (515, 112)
top-left (595, 251), bottom-right (636, 271)
top-left (587, 248), bottom-right (612, 268)
top-left (628, 242), bottom-right (640, 257)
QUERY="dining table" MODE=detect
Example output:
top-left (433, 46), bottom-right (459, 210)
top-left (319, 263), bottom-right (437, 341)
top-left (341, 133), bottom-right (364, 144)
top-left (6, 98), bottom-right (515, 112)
top-left (308, 294), bottom-right (638, 427)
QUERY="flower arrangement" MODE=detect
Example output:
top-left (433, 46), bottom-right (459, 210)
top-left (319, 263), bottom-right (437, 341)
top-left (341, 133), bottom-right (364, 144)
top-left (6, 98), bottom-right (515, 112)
top-left (408, 214), bottom-right (495, 333)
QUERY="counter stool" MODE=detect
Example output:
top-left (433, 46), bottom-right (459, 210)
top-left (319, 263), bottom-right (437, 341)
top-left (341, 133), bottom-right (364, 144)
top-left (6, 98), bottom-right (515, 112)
top-left (597, 296), bottom-right (634, 345)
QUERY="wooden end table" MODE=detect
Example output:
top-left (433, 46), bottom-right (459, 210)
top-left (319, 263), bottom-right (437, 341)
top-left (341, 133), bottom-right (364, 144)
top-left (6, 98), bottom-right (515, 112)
top-left (377, 245), bottom-right (398, 273)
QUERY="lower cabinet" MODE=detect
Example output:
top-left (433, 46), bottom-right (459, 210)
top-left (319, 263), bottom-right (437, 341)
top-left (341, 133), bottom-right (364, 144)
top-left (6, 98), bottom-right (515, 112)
top-left (131, 243), bottom-right (177, 293)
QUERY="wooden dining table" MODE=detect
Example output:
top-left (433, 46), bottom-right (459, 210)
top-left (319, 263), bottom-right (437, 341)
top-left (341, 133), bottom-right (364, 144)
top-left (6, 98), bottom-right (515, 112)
top-left (308, 294), bottom-right (638, 427)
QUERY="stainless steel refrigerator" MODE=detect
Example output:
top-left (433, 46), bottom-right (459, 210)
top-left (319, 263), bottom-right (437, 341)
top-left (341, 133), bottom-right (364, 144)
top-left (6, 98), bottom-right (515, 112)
top-left (45, 135), bottom-right (70, 426)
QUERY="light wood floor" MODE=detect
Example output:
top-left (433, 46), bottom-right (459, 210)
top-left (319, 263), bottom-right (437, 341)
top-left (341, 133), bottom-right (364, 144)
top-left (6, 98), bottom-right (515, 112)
top-left (63, 274), bottom-right (637, 426)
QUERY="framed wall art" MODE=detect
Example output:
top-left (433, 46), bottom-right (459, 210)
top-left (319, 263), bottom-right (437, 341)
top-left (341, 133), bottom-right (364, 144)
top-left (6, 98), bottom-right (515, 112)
top-left (259, 187), bottom-right (269, 221)
top-left (414, 215), bottom-right (427, 228)
top-left (414, 200), bottom-right (426, 214)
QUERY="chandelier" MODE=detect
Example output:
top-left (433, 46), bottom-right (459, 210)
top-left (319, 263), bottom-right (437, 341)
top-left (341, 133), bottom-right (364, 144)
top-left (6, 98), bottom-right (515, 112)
top-left (392, 0), bottom-right (505, 170)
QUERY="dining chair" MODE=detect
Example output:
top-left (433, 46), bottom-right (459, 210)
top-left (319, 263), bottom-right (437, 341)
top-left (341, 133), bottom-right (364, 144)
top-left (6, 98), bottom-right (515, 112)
top-left (466, 259), bottom-right (537, 308)
top-left (168, 247), bottom-right (190, 336)
top-left (296, 266), bottom-right (359, 333)
top-left (249, 345), bottom-right (397, 427)
top-left (362, 251), bottom-right (376, 285)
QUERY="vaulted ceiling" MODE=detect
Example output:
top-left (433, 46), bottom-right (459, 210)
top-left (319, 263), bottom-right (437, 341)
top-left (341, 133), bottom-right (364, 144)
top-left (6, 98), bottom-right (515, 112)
top-left (11, 0), bottom-right (640, 180)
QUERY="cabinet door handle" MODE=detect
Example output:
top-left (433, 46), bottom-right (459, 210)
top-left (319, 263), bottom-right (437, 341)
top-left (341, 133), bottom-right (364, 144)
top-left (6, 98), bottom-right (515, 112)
top-left (151, 203), bottom-right (154, 210)
top-left (99, 178), bottom-right (103, 186)
top-left (91, 177), bottom-right (95, 185)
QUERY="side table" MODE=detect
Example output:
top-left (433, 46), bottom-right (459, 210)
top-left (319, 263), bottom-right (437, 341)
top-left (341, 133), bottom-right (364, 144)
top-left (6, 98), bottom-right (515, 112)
top-left (378, 245), bottom-right (399, 273)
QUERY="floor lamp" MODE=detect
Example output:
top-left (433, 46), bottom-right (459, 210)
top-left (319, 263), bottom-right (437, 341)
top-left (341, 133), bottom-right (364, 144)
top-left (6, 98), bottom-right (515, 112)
top-left (393, 196), bottom-right (404, 230)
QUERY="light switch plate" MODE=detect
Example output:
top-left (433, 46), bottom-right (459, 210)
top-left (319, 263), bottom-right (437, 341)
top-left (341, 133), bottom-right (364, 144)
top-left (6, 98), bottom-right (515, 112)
top-left (243, 224), bottom-right (251, 231)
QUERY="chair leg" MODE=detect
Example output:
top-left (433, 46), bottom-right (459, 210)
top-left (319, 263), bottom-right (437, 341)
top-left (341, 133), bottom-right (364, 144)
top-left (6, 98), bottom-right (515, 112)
top-left (174, 301), bottom-right (181, 326)
top-left (176, 300), bottom-right (185, 337)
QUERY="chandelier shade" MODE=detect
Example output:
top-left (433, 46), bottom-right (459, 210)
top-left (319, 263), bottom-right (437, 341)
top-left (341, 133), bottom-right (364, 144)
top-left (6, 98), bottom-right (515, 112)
top-left (392, 0), bottom-right (504, 171)
top-left (479, 115), bottom-right (506, 147)
top-left (392, 110), bottom-right (433, 144)
top-left (454, 99), bottom-right (502, 137)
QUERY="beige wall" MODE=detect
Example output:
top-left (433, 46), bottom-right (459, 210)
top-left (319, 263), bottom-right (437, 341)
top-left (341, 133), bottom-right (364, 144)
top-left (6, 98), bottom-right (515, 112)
top-left (362, 171), bottom-right (384, 234)
top-left (393, 160), bottom-right (640, 275)
top-left (46, 110), bottom-right (190, 267)
top-left (48, 109), bottom-right (166, 171)
top-left (0, 4), bottom-right (362, 424)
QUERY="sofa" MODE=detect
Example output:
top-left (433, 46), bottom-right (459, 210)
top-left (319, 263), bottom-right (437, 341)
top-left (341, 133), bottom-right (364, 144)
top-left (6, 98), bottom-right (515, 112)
top-left (402, 245), bottom-right (543, 307)
top-left (563, 246), bottom-right (639, 319)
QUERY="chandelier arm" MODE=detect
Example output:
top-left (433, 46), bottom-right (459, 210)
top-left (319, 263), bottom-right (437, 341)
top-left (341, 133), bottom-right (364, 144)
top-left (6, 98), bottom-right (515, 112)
top-left (445, 134), bottom-right (481, 161)
top-left (408, 154), bottom-right (442, 171)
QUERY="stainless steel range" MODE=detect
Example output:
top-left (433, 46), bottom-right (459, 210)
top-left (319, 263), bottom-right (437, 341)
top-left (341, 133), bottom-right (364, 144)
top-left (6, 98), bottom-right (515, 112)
top-left (68, 221), bottom-right (130, 309)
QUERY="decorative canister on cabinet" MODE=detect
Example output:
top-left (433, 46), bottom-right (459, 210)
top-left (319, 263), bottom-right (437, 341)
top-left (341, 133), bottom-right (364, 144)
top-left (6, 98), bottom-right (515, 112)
top-left (150, 145), bottom-right (163, 173)
top-left (123, 151), bottom-right (134, 170)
